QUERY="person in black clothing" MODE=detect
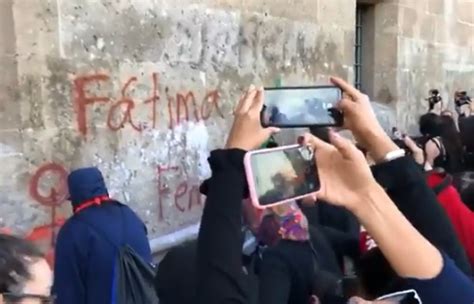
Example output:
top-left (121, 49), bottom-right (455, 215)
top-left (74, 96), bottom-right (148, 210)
top-left (301, 202), bottom-right (360, 266)
top-left (255, 202), bottom-right (345, 304)
top-left (155, 241), bottom-right (197, 304)
top-left (196, 81), bottom-right (473, 304)
top-left (419, 113), bottom-right (464, 173)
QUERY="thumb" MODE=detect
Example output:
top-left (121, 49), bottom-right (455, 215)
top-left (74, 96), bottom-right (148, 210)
top-left (329, 131), bottom-right (357, 159)
top-left (264, 127), bottom-right (281, 136)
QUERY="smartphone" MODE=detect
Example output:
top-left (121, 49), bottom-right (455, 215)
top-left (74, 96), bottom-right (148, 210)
top-left (261, 86), bottom-right (343, 128)
top-left (376, 289), bottom-right (421, 304)
top-left (391, 127), bottom-right (409, 152)
top-left (244, 144), bottom-right (320, 209)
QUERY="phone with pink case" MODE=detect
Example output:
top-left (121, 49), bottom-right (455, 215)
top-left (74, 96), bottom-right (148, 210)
top-left (244, 144), bottom-right (320, 209)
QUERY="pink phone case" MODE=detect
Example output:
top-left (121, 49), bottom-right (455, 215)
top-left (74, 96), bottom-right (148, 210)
top-left (244, 144), bottom-right (319, 209)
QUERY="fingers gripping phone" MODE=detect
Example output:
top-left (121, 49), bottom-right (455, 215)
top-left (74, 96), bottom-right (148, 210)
top-left (244, 145), bottom-right (320, 209)
top-left (261, 86), bottom-right (343, 128)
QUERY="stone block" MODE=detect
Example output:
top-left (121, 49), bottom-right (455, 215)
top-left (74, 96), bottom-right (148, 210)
top-left (0, 155), bottom-right (29, 195)
top-left (12, 0), bottom-right (60, 61)
top-left (0, 55), bottom-right (17, 89)
top-left (318, 0), bottom-right (355, 30)
top-left (401, 7), bottom-right (420, 38)
top-left (374, 3), bottom-right (401, 35)
top-left (0, 56), bottom-right (20, 130)
top-left (0, 0), bottom-right (15, 56)
top-left (242, 0), bottom-right (319, 22)
top-left (388, 0), bottom-right (418, 8)
top-left (457, 1), bottom-right (474, 24)
top-left (455, 22), bottom-right (474, 47)
top-left (420, 14), bottom-right (437, 42)
top-left (372, 68), bottom-right (398, 104)
top-left (343, 30), bottom-right (356, 66)
top-left (427, 0), bottom-right (444, 15)
top-left (0, 130), bottom-right (24, 157)
top-left (374, 34), bottom-right (399, 69)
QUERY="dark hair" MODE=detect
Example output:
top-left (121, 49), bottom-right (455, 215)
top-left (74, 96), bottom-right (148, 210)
top-left (257, 214), bottom-right (281, 246)
top-left (438, 115), bottom-right (464, 172)
top-left (155, 241), bottom-right (197, 304)
top-left (419, 113), bottom-right (464, 172)
top-left (0, 234), bottom-right (44, 294)
top-left (419, 113), bottom-right (444, 136)
top-left (459, 117), bottom-right (474, 152)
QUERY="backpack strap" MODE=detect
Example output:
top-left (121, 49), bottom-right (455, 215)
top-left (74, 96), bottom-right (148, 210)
top-left (432, 174), bottom-right (453, 195)
top-left (73, 202), bottom-right (125, 249)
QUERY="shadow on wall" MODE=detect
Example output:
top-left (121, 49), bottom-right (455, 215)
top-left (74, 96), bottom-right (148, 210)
top-left (372, 101), bottom-right (397, 134)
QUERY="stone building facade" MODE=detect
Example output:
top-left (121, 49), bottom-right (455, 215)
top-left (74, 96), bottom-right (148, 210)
top-left (0, 0), bottom-right (472, 257)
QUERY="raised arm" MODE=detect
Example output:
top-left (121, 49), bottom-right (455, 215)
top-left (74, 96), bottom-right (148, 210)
top-left (196, 86), bottom-right (279, 304)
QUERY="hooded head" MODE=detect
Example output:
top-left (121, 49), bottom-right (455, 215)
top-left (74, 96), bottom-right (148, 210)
top-left (67, 167), bottom-right (109, 208)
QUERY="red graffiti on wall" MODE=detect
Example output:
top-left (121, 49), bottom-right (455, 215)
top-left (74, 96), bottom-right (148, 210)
top-left (73, 72), bottom-right (224, 138)
top-left (29, 163), bottom-right (69, 206)
top-left (156, 165), bottom-right (202, 221)
top-left (27, 163), bottom-right (69, 266)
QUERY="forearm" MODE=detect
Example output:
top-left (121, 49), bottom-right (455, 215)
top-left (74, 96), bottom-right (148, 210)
top-left (353, 184), bottom-right (443, 279)
top-left (197, 149), bottom-right (248, 303)
top-left (372, 156), bottom-right (472, 275)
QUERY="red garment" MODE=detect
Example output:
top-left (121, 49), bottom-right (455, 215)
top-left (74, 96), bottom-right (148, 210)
top-left (427, 171), bottom-right (474, 267)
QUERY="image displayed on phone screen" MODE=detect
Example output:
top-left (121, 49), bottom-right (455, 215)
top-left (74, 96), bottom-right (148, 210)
top-left (262, 86), bottom-right (342, 127)
top-left (250, 146), bottom-right (320, 206)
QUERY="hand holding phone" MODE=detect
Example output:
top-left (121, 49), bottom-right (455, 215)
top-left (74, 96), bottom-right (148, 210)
top-left (261, 86), bottom-right (343, 128)
top-left (226, 85), bottom-right (280, 151)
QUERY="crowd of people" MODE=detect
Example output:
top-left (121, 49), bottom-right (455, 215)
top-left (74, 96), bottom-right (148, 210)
top-left (1, 77), bottom-right (474, 304)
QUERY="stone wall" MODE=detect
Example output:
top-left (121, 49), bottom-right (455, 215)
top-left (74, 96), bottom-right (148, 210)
top-left (0, 0), bottom-right (356, 258)
top-left (361, 0), bottom-right (473, 134)
top-left (0, 0), bottom-right (471, 260)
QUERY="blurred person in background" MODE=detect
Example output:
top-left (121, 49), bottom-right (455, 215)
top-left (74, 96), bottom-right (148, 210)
top-left (0, 234), bottom-right (54, 304)
top-left (419, 113), bottom-right (464, 173)
top-left (404, 136), bottom-right (474, 268)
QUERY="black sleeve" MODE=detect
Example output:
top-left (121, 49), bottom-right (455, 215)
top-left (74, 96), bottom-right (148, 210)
top-left (372, 156), bottom-right (472, 275)
top-left (196, 149), bottom-right (249, 304)
top-left (319, 225), bottom-right (360, 262)
top-left (258, 251), bottom-right (292, 304)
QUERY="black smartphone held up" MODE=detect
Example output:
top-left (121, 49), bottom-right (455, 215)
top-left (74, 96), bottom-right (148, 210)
top-left (261, 86), bottom-right (343, 128)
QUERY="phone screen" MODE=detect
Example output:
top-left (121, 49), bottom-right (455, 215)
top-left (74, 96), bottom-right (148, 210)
top-left (249, 145), bottom-right (320, 207)
top-left (262, 86), bottom-right (343, 127)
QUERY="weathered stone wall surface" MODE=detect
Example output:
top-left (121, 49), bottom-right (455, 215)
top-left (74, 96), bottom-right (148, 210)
top-left (391, 0), bottom-right (473, 133)
top-left (0, 0), bottom-right (356, 257)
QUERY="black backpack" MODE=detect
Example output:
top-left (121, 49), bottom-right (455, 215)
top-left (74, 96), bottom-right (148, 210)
top-left (76, 206), bottom-right (159, 304)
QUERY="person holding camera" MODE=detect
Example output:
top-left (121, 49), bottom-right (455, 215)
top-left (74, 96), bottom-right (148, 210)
top-left (196, 80), bottom-right (474, 304)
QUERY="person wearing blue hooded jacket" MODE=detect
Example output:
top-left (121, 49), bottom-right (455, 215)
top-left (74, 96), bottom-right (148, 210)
top-left (52, 167), bottom-right (152, 304)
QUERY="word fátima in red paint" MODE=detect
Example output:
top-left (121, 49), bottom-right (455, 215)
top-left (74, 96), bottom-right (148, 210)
top-left (73, 72), bottom-right (224, 138)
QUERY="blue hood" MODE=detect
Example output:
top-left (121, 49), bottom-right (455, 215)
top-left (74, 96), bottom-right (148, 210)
top-left (68, 167), bottom-right (109, 207)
